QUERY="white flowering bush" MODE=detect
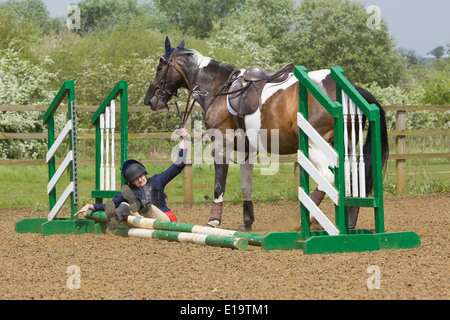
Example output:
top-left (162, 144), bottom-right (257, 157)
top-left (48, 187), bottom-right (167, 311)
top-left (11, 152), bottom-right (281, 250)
top-left (0, 48), bottom-right (61, 159)
top-left (208, 25), bottom-right (280, 71)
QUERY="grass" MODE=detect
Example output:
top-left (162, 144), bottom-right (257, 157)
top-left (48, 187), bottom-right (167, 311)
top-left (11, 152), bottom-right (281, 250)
top-left (0, 160), bottom-right (448, 209)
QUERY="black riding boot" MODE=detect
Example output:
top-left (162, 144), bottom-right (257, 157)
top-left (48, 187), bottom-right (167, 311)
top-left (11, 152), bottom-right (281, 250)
top-left (116, 203), bottom-right (131, 224)
top-left (122, 185), bottom-right (142, 213)
top-left (105, 200), bottom-right (118, 229)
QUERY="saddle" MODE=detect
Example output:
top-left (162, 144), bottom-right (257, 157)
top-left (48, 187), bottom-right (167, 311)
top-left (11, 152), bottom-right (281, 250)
top-left (228, 63), bottom-right (294, 116)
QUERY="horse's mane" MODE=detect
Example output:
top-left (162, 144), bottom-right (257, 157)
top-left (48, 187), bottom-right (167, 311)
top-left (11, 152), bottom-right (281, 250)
top-left (208, 59), bottom-right (236, 74)
top-left (176, 48), bottom-right (236, 75)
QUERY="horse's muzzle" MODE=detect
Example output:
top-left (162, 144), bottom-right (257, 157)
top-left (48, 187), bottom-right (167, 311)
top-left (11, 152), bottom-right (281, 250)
top-left (144, 84), bottom-right (167, 110)
top-left (144, 84), bottom-right (156, 106)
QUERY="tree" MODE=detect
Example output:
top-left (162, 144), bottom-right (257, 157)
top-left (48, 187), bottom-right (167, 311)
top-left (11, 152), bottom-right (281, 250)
top-left (294, 0), bottom-right (406, 86)
top-left (430, 46), bottom-right (445, 59)
top-left (0, 0), bottom-right (53, 34)
top-left (422, 58), bottom-right (450, 105)
top-left (208, 0), bottom-right (309, 70)
top-left (0, 48), bottom-right (59, 159)
top-left (154, 0), bottom-right (246, 38)
top-left (0, 6), bottom-right (40, 54)
top-left (78, 0), bottom-right (140, 32)
top-left (398, 47), bottom-right (420, 67)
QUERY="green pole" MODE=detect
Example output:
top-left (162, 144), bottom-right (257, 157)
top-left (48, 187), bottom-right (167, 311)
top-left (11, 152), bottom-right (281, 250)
top-left (296, 66), bottom-right (311, 240)
top-left (47, 116), bottom-right (56, 210)
top-left (120, 81), bottom-right (128, 187)
top-left (66, 80), bottom-right (78, 219)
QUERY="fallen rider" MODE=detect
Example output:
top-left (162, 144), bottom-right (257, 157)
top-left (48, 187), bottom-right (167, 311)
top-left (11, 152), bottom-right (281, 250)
top-left (76, 128), bottom-right (189, 229)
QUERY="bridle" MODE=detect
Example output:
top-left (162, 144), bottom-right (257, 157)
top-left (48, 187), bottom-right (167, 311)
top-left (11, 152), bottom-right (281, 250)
top-left (149, 52), bottom-right (207, 131)
top-left (149, 49), bottom-right (248, 131)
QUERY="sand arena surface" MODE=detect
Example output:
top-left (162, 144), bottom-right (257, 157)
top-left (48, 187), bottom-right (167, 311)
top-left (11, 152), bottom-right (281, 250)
top-left (0, 194), bottom-right (448, 300)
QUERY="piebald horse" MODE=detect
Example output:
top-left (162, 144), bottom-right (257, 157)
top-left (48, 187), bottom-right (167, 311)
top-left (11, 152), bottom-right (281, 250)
top-left (144, 37), bottom-right (388, 231)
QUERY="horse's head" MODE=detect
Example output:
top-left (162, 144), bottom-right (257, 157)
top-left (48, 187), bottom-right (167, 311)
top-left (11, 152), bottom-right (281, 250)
top-left (144, 36), bottom-right (196, 111)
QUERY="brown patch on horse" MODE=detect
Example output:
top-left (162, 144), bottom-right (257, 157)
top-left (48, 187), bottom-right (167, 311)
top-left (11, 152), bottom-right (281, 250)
top-left (260, 81), bottom-right (300, 154)
top-left (306, 73), bottom-right (336, 144)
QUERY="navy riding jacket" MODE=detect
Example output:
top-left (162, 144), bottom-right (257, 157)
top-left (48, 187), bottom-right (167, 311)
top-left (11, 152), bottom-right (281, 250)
top-left (93, 148), bottom-right (187, 213)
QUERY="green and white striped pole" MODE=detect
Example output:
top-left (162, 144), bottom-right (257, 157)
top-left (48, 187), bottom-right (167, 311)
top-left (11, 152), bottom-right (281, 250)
top-left (126, 216), bottom-right (264, 246)
top-left (84, 211), bottom-right (261, 249)
top-left (113, 225), bottom-right (248, 250)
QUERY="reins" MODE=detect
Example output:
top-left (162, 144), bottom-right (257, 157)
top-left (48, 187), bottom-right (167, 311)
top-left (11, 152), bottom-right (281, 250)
top-left (159, 55), bottom-right (248, 132)
top-left (158, 53), bottom-right (254, 163)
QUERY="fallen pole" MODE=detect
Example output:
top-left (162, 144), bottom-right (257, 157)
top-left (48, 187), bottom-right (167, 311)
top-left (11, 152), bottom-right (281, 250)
top-left (85, 210), bottom-right (109, 223)
top-left (127, 216), bottom-right (263, 246)
top-left (84, 210), bottom-right (264, 246)
top-left (113, 225), bottom-right (248, 250)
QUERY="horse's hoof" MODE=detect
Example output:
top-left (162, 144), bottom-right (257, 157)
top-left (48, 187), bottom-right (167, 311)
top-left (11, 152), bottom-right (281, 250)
top-left (205, 219), bottom-right (220, 228)
top-left (238, 224), bottom-right (252, 232)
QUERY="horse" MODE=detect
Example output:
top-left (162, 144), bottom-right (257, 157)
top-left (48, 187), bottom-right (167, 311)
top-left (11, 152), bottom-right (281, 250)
top-left (144, 37), bottom-right (388, 232)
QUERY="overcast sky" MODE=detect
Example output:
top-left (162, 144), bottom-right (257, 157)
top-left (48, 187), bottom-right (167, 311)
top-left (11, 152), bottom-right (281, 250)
top-left (7, 0), bottom-right (450, 56)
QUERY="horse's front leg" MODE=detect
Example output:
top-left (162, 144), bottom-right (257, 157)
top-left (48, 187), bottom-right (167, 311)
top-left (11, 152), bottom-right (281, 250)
top-left (239, 162), bottom-right (254, 232)
top-left (206, 161), bottom-right (229, 227)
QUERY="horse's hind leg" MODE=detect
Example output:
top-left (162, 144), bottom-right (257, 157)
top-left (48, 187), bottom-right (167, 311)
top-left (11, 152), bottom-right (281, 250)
top-left (239, 162), bottom-right (254, 232)
top-left (206, 134), bottom-right (233, 227)
top-left (309, 141), bottom-right (360, 229)
top-left (307, 141), bottom-right (334, 225)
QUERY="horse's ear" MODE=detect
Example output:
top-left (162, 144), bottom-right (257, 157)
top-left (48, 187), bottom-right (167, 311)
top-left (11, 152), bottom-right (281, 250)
top-left (165, 36), bottom-right (172, 55)
top-left (177, 39), bottom-right (185, 49)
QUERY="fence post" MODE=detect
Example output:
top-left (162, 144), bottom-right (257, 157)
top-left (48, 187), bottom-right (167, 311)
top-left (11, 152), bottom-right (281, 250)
top-left (396, 110), bottom-right (407, 194)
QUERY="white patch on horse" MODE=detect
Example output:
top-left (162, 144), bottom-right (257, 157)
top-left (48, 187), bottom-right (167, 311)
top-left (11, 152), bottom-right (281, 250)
top-left (214, 192), bottom-right (224, 203)
top-left (242, 73), bottom-right (298, 150)
top-left (308, 69), bottom-right (331, 87)
top-left (308, 140), bottom-right (335, 192)
top-left (261, 73), bottom-right (298, 105)
top-left (243, 109), bottom-right (261, 150)
top-left (192, 51), bottom-right (211, 69)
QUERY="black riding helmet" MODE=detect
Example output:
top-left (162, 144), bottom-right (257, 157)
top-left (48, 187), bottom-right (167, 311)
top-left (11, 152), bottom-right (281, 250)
top-left (121, 159), bottom-right (147, 184)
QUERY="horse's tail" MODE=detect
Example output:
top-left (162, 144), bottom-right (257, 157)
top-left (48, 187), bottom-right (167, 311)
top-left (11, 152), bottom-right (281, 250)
top-left (353, 85), bottom-right (389, 195)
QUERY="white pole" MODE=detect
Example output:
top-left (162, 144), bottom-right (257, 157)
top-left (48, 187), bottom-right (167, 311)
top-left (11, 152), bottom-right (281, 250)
top-left (342, 91), bottom-right (351, 197)
top-left (99, 114), bottom-right (105, 190)
top-left (105, 106), bottom-right (110, 190)
top-left (350, 100), bottom-right (358, 197)
top-left (110, 100), bottom-right (116, 190)
top-left (357, 107), bottom-right (366, 197)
